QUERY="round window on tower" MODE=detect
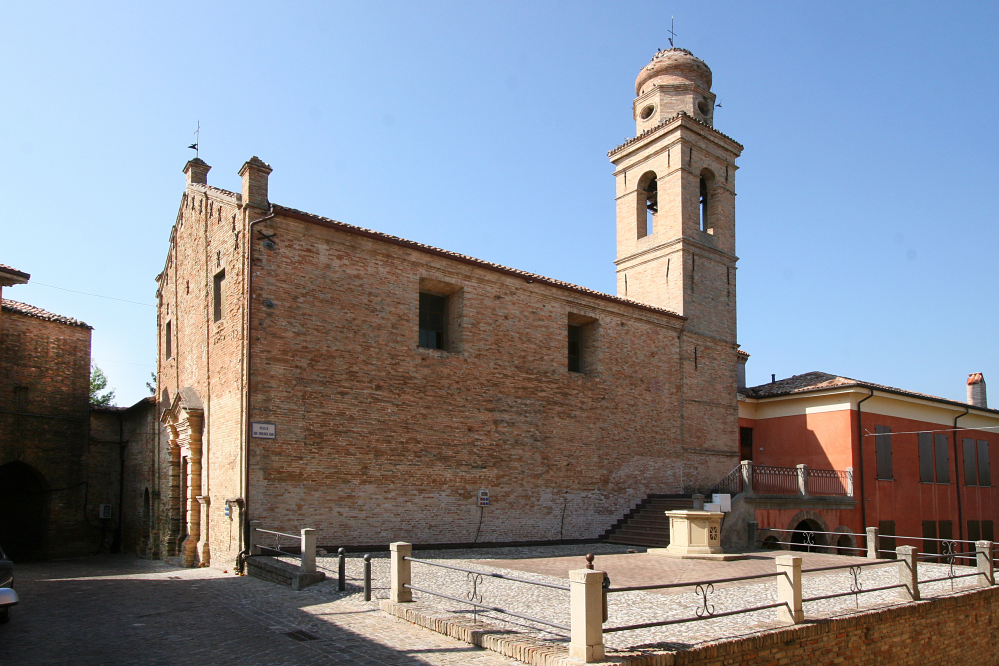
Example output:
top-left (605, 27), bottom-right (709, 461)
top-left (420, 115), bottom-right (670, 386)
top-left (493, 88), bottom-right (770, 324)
top-left (697, 99), bottom-right (711, 116)
top-left (639, 104), bottom-right (655, 121)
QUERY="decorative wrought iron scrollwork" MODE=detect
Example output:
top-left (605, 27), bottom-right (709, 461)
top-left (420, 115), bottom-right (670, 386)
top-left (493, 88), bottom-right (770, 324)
top-left (802, 531), bottom-right (815, 552)
top-left (466, 572), bottom-right (484, 622)
top-left (694, 583), bottom-right (716, 618)
top-left (848, 566), bottom-right (863, 608)
top-left (942, 540), bottom-right (958, 588)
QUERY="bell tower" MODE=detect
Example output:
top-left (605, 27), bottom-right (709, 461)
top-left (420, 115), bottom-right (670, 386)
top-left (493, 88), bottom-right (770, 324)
top-left (609, 48), bottom-right (743, 344)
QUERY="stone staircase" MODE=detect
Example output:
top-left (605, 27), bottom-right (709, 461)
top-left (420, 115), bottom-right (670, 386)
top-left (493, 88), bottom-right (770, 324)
top-left (600, 494), bottom-right (695, 547)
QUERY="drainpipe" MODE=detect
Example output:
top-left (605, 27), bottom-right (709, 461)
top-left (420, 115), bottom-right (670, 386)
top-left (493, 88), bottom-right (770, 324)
top-left (856, 388), bottom-right (875, 530)
top-left (239, 210), bottom-right (275, 568)
top-left (954, 405), bottom-right (969, 541)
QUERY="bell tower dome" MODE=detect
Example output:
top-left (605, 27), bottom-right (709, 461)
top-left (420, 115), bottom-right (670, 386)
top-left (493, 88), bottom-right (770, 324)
top-left (634, 48), bottom-right (716, 133)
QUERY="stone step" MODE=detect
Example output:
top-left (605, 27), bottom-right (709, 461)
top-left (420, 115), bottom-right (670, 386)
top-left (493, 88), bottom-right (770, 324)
top-left (246, 555), bottom-right (326, 591)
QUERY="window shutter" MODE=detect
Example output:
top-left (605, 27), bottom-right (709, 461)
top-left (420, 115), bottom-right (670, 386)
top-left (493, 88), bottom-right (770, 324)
top-left (934, 433), bottom-right (950, 484)
top-left (983, 520), bottom-right (995, 542)
top-left (968, 520), bottom-right (981, 543)
top-left (978, 440), bottom-right (991, 487)
top-left (918, 433), bottom-right (935, 482)
top-left (875, 426), bottom-right (893, 480)
top-left (922, 520), bottom-right (938, 555)
top-left (938, 520), bottom-right (953, 542)
top-left (963, 438), bottom-right (978, 486)
top-left (879, 520), bottom-right (896, 559)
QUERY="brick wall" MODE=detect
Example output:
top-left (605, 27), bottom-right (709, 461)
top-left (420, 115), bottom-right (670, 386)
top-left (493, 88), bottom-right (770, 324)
top-left (0, 308), bottom-right (93, 559)
top-left (244, 210), bottom-right (738, 546)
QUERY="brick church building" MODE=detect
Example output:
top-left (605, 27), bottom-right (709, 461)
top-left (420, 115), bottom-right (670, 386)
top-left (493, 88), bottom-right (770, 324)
top-left (152, 48), bottom-right (746, 567)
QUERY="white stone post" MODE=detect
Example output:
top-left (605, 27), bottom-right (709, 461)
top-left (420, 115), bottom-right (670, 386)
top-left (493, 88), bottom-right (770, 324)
top-left (976, 541), bottom-right (994, 587)
top-left (866, 526), bottom-right (878, 559)
top-left (249, 520), bottom-right (262, 556)
top-left (846, 467), bottom-right (854, 497)
top-left (896, 546), bottom-right (919, 601)
top-left (300, 529), bottom-right (317, 574)
top-left (390, 542), bottom-right (413, 603)
top-left (741, 460), bottom-right (754, 495)
top-left (568, 569), bottom-right (605, 663)
top-left (776, 555), bottom-right (803, 624)
top-left (796, 464), bottom-right (809, 497)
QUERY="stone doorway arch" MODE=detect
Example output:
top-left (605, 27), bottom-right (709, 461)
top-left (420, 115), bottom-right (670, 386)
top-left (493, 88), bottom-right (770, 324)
top-left (0, 461), bottom-right (50, 561)
top-left (786, 510), bottom-right (831, 553)
top-left (160, 387), bottom-right (208, 567)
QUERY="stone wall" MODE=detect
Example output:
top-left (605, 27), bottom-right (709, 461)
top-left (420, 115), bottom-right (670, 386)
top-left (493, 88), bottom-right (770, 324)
top-left (384, 583), bottom-right (999, 666)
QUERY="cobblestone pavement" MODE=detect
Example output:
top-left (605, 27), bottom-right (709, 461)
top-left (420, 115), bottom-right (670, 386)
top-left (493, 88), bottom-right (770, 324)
top-left (292, 544), bottom-right (982, 655)
top-left (0, 555), bottom-right (520, 666)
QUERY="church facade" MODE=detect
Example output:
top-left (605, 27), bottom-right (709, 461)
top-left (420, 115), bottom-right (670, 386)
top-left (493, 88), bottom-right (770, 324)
top-left (153, 49), bottom-right (745, 568)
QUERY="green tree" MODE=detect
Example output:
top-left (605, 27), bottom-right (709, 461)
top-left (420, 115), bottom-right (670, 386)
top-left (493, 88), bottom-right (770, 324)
top-left (146, 371), bottom-right (156, 396)
top-left (89, 363), bottom-right (116, 407)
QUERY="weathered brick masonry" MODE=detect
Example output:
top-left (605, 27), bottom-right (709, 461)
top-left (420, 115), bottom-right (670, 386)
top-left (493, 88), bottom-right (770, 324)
top-left (0, 300), bottom-right (94, 559)
top-left (153, 48), bottom-right (746, 568)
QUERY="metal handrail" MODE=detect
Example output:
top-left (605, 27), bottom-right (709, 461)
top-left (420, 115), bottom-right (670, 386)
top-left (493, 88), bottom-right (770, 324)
top-left (800, 559), bottom-right (899, 575)
top-left (404, 557), bottom-right (570, 591)
top-left (607, 571), bottom-right (785, 594)
top-left (759, 528), bottom-right (866, 538)
top-left (403, 584), bottom-right (570, 632)
top-left (603, 602), bottom-right (791, 633)
top-left (803, 583), bottom-right (907, 603)
top-left (919, 572), bottom-right (981, 584)
top-left (254, 528), bottom-right (300, 541)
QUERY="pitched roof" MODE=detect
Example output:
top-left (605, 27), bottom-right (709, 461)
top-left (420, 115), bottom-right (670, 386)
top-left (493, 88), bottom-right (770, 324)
top-left (2, 299), bottom-right (91, 328)
top-left (0, 263), bottom-right (29, 279)
top-left (272, 204), bottom-right (685, 320)
top-left (608, 110), bottom-right (743, 159)
top-left (744, 371), bottom-right (998, 415)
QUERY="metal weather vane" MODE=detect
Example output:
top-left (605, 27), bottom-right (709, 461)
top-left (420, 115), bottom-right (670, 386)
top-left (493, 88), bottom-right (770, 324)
top-left (188, 121), bottom-right (200, 157)
top-left (667, 16), bottom-right (677, 48)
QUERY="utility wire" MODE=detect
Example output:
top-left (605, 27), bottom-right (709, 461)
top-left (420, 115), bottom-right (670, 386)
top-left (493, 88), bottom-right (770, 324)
top-left (863, 425), bottom-right (999, 437)
top-left (30, 282), bottom-right (155, 307)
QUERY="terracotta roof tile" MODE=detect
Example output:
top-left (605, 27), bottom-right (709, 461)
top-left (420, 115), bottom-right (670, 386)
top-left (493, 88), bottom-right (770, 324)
top-left (2, 299), bottom-right (91, 328)
top-left (0, 263), bottom-right (30, 279)
top-left (272, 204), bottom-right (684, 320)
top-left (608, 111), bottom-right (743, 159)
top-left (745, 371), bottom-right (999, 415)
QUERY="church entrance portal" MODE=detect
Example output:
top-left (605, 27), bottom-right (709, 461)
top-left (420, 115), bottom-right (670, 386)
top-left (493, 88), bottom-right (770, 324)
top-left (0, 461), bottom-right (49, 561)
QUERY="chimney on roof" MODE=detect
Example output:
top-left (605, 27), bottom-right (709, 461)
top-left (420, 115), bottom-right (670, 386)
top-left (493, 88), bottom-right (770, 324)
top-left (239, 156), bottom-right (273, 210)
top-left (184, 158), bottom-right (210, 185)
top-left (737, 353), bottom-right (748, 390)
top-left (968, 373), bottom-right (987, 408)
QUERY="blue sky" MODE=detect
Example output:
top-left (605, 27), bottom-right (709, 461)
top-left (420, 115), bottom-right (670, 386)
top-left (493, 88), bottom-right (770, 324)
top-left (2, 1), bottom-right (996, 407)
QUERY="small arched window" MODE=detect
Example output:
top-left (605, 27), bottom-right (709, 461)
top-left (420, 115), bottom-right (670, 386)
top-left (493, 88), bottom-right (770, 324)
top-left (699, 169), bottom-right (715, 233)
top-left (637, 171), bottom-right (657, 238)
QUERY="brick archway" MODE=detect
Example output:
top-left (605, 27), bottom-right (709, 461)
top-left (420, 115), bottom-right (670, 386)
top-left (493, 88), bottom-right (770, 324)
top-left (785, 510), bottom-right (832, 551)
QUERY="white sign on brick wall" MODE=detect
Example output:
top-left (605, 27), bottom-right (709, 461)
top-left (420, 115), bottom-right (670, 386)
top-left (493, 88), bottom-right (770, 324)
top-left (251, 422), bottom-right (276, 439)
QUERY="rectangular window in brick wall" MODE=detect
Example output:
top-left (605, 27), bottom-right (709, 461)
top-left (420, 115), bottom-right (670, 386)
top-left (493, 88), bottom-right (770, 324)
top-left (213, 269), bottom-right (226, 322)
top-left (934, 433), bottom-right (950, 483)
top-left (879, 520), bottom-right (896, 559)
top-left (568, 325), bottom-right (582, 372)
top-left (875, 426), bottom-right (893, 480)
top-left (978, 440), bottom-right (991, 486)
top-left (919, 433), bottom-right (935, 483)
top-left (165, 321), bottom-right (172, 359)
top-left (418, 292), bottom-right (448, 350)
top-left (968, 520), bottom-right (981, 543)
top-left (964, 438), bottom-right (978, 485)
top-left (566, 313), bottom-right (598, 375)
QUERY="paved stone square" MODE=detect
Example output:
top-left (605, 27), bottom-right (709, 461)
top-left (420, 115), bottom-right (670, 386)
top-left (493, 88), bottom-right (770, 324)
top-left (0, 555), bottom-right (519, 666)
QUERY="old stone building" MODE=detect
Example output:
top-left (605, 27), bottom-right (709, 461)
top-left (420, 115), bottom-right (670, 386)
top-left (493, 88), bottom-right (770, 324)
top-left (152, 48), bottom-right (746, 568)
top-left (0, 264), bottom-right (159, 561)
